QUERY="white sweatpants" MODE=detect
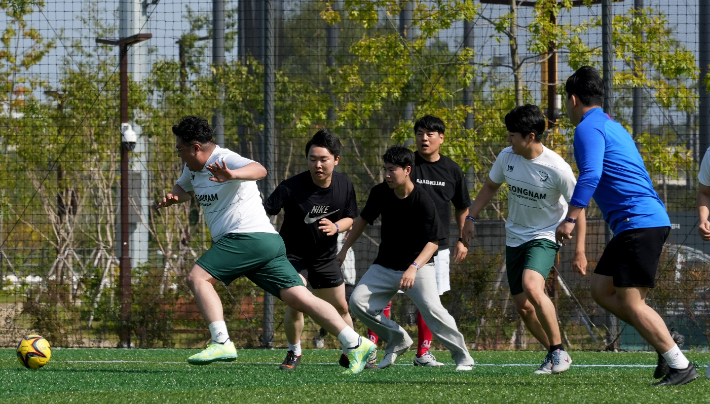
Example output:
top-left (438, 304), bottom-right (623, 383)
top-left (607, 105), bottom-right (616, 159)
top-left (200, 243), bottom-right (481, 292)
top-left (349, 263), bottom-right (473, 366)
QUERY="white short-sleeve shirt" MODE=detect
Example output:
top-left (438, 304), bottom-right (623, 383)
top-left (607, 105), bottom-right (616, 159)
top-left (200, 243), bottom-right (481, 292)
top-left (489, 146), bottom-right (577, 247)
top-left (176, 146), bottom-right (276, 242)
top-left (699, 147), bottom-right (710, 186)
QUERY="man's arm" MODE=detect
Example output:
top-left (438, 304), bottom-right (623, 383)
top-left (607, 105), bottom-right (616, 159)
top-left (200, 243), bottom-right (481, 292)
top-left (555, 205), bottom-right (583, 244)
top-left (461, 177), bottom-right (502, 246)
top-left (453, 206), bottom-right (469, 263)
top-left (156, 184), bottom-right (192, 209)
top-left (698, 184), bottom-right (710, 240)
top-left (337, 216), bottom-right (368, 265)
top-left (319, 217), bottom-right (355, 237)
top-left (207, 161), bottom-right (267, 182)
top-left (571, 208), bottom-right (587, 275)
top-left (400, 241), bottom-right (439, 291)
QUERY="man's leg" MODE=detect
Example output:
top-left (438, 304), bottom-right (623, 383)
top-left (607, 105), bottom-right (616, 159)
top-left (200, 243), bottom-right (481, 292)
top-left (520, 268), bottom-right (570, 374)
top-left (349, 265), bottom-right (413, 354)
top-left (591, 273), bottom-right (697, 385)
top-left (280, 285), bottom-right (376, 374)
top-left (591, 274), bottom-right (677, 353)
top-left (315, 283), bottom-right (354, 328)
top-left (406, 263), bottom-right (473, 368)
top-left (184, 264), bottom-right (237, 365)
top-left (512, 292), bottom-right (550, 350)
top-left (281, 274), bottom-right (308, 370)
top-left (521, 269), bottom-right (559, 348)
top-left (414, 249), bottom-right (450, 366)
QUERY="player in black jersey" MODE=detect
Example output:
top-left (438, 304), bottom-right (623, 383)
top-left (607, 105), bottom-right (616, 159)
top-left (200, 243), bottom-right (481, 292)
top-left (264, 129), bottom-right (361, 370)
top-left (365, 115), bottom-right (471, 367)
top-left (340, 146), bottom-right (474, 370)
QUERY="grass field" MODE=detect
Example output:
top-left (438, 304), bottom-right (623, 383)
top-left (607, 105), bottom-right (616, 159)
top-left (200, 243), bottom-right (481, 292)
top-left (1, 348), bottom-right (709, 403)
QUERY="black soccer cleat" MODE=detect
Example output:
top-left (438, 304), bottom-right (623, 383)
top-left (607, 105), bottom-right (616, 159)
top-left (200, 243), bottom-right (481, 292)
top-left (653, 328), bottom-right (685, 379)
top-left (279, 350), bottom-right (301, 370)
top-left (652, 362), bottom-right (699, 386)
top-left (339, 353), bottom-right (350, 368)
top-left (339, 351), bottom-right (377, 369)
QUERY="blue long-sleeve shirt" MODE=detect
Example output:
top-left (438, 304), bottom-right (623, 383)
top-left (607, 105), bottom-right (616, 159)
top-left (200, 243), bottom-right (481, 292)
top-left (569, 108), bottom-right (670, 235)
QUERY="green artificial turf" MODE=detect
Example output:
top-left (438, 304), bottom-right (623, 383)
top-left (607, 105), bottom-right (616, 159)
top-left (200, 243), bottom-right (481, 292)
top-left (1, 349), bottom-right (709, 403)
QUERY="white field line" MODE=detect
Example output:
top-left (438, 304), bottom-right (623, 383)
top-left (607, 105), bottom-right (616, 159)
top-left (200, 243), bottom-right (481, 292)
top-left (60, 360), bottom-right (673, 368)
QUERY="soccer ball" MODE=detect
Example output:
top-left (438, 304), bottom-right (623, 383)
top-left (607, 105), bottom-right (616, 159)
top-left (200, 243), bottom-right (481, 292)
top-left (16, 335), bottom-right (52, 369)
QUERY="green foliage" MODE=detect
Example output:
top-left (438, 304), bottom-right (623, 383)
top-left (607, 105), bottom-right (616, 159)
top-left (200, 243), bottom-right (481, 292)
top-left (613, 7), bottom-right (698, 113)
top-left (635, 132), bottom-right (695, 181)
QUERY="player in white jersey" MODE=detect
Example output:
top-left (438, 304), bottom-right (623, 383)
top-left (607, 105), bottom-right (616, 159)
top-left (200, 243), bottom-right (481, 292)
top-left (156, 116), bottom-right (375, 374)
top-left (462, 105), bottom-right (587, 374)
top-left (697, 147), bottom-right (710, 377)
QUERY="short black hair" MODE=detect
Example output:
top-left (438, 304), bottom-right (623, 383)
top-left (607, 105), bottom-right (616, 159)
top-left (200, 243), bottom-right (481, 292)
top-left (172, 116), bottom-right (213, 144)
top-left (305, 129), bottom-right (341, 157)
top-left (383, 146), bottom-right (415, 169)
top-left (413, 115), bottom-right (445, 135)
top-left (565, 66), bottom-right (604, 107)
top-left (504, 104), bottom-right (546, 142)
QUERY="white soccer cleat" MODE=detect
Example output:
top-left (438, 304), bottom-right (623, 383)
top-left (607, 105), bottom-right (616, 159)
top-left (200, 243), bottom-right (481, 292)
top-left (378, 346), bottom-right (409, 370)
top-left (413, 351), bottom-right (445, 367)
top-left (550, 349), bottom-right (572, 374)
top-left (455, 364), bottom-right (473, 371)
top-left (534, 352), bottom-right (553, 375)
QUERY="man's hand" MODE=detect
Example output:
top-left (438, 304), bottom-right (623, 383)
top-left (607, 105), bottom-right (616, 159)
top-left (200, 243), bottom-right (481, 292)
top-left (156, 193), bottom-right (180, 209)
top-left (206, 160), bottom-right (233, 182)
top-left (399, 266), bottom-right (417, 290)
top-left (555, 221), bottom-right (575, 245)
top-left (699, 219), bottom-right (710, 241)
top-left (453, 240), bottom-right (467, 264)
top-left (318, 218), bottom-right (338, 236)
top-left (571, 250), bottom-right (588, 276)
top-left (461, 220), bottom-right (474, 247)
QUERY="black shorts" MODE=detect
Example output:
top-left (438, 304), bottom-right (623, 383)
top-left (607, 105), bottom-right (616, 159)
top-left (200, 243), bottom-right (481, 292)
top-left (289, 257), bottom-right (344, 290)
top-left (594, 226), bottom-right (670, 288)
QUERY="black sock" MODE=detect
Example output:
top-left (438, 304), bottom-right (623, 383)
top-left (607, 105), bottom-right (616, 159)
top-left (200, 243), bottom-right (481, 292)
top-left (549, 344), bottom-right (564, 353)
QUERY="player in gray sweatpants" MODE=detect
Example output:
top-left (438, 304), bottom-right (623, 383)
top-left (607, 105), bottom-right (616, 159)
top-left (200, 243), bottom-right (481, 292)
top-left (349, 263), bottom-right (473, 366)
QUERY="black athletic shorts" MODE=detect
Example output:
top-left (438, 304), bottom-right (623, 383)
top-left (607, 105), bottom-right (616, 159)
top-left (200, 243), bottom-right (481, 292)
top-left (594, 226), bottom-right (670, 288)
top-left (289, 257), bottom-right (344, 290)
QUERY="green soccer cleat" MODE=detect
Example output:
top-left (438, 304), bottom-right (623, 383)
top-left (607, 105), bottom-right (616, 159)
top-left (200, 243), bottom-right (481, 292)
top-left (187, 340), bottom-right (238, 365)
top-left (342, 338), bottom-right (377, 375)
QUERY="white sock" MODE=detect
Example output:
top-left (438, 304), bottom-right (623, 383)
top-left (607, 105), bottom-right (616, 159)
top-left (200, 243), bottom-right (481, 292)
top-left (208, 321), bottom-right (230, 344)
top-left (288, 341), bottom-right (302, 356)
top-left (337, 327), bottom-right (361, 353)
top-left (662, 344), bottom-right (690, 369)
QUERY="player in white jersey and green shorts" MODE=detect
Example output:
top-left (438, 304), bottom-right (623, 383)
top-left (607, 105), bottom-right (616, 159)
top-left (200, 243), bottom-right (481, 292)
top-left (462, 105), bottom-right (587, 374)
top-left (156, 116), bottom-right (375, 374)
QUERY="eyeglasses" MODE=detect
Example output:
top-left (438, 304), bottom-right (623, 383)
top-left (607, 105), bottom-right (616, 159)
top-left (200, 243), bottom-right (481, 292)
top-left (175, 144), bottom-right (196, 154)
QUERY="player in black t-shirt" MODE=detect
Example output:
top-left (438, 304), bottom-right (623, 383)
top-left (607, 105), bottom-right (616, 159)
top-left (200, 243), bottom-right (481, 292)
top-left (339, 146), bottom-right (474, 370)
top-left (365, 115), bottom-right (472, 367)
top-left (264, 130), bottom-right (360, 370)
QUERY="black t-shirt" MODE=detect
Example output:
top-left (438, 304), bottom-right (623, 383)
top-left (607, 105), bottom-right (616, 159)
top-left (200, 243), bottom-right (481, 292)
top-left (411, 153), bottom-right (471, 249)
top-left (264, 171), bottom-right (358, 262)
top-left (360, 182), bottom-right (445, 271)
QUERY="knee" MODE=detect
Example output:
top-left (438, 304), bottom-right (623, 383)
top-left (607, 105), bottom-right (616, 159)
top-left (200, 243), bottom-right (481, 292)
top-left (516, 300), bottom-right (535, 319)
top-left (185, 271), bottom-right (198, 291)
top-left (348, 290), bottom-right (366, 315)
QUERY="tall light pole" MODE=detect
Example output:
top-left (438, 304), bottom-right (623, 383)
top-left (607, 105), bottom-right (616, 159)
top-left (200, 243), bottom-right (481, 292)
top-left (95, 33), bottom-right (151, 348)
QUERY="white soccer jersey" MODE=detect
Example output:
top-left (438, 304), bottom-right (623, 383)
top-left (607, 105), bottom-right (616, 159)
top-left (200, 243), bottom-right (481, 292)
top-left (489, 146), bottom-right (577, 247)
top-left (176, 146), bottom-right (277, 241)
top-left (699, 147), bottom-right (710, 186)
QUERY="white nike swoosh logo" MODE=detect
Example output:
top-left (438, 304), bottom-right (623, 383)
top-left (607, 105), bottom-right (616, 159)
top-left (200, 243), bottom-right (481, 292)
top-left (304, 209), bottom-right (340, 224)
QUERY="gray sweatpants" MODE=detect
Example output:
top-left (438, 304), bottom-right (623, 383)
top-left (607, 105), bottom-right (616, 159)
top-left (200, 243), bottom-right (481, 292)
top-left (349, 263), bottom-right (473, 366)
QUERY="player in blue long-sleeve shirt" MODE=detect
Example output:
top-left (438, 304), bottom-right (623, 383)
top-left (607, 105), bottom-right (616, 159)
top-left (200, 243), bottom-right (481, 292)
top-left (555, 66), bottom-right (698, 386)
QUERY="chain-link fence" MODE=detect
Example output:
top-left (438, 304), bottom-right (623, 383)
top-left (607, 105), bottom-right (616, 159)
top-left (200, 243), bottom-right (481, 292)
top-left (0, 0), bottom-right (707, 351)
